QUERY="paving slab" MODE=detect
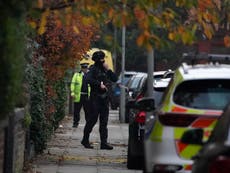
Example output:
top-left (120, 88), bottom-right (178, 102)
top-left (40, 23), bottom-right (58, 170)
top-left (29, 109), bottom-right (143, 173)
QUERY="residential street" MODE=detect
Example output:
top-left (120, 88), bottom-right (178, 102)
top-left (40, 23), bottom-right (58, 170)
top-left (29, 109), bottom-right (142, 173)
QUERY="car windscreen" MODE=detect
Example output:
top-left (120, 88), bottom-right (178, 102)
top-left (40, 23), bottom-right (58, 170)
top-left (129, 77), bottom-right (142, 90)
top-left (117, 74), bottom-right (135, 86)
top-left (153, 87), bottom-right (166, 106)
top-left (154, 75), bottom-right (164, 82)
top-left (123, 76), bottom-right (133, 85)
top-left (173, 79), bottom-right (230, 110)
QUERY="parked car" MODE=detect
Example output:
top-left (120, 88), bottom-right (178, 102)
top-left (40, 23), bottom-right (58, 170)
top-left (126, 72), bottom-right (147, 99)
top-left (162, 69), bottom-right (174, 79)
top-left (153, 70), bottom-right (168, 83)
top-left (124, 72), bottom-right (147, 123)
top-left (181, 103), bottom-right (230, 173)
top-left (109, 71), bottom-right (137, 110)
top-left (143, 54), bottom-right (230, 173)
top-left (125, 71), bottom-right (170, 123)
top-left (126, 74), bottom-right (171, 170)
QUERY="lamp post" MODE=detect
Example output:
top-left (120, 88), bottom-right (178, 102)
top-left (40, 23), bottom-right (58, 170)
top-left (119, 3), bottom-right (126, 123)
top-left (113, 26), bottom-right (117, 72)
top-left (147, 48), bottom-right (154, 97)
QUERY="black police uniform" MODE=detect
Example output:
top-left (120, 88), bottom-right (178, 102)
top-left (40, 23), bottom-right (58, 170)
top-left (81, 51), bottom-right (117, 149)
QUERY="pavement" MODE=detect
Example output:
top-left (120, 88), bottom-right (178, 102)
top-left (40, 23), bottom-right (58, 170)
top-left (28, 109), bottom-right (143, 173)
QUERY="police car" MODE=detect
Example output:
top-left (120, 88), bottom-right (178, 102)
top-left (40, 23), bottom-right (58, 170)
top-left (143, 53), bottom-right (230, 173)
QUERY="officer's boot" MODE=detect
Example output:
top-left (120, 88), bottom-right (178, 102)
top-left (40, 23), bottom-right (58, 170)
top-left (81, 134), bottom-right (93, 149)
top-left (100, 142), bottom-right (113, 150)
top-left (100, 130), bottom-right (113, 150)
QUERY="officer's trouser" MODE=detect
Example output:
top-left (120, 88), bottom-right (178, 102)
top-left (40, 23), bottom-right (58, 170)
top-left (73, 94), bottom-right (90, 124)
top-left (83, 94), bottom-right (109, 144)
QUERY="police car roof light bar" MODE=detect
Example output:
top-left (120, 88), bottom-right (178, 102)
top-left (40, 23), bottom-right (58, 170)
top-left (181, 62), bottom-right (189, 74)
top-left (182, 52), bottom-right (230, 66)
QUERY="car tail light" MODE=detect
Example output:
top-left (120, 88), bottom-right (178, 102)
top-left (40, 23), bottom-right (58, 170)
top-left (209, 156), bottom-right (230, 173)
top-left (135, 111), bottom-right (146, 123)
top-left (159, 113), bottom-right (197, 127)
top-left (154, 164), bottom-right (183, 172)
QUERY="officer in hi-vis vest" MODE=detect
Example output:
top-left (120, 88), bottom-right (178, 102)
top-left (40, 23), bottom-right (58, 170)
top-left (70, 63), bottom-right (90, 128)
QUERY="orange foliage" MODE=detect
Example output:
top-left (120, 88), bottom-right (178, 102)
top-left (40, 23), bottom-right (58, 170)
top-left (198, 0), bottom-right (212, 11)
top-left (32, 0), bottom-right (228, 49)
top-left (224, 35), bottom-right (230, 47)
top-left (134, 6), bottom-right (146, 22)
top-left (35, 10), bottom-right (98, 82)
top-left (31, 6), bottom-right (98, 117)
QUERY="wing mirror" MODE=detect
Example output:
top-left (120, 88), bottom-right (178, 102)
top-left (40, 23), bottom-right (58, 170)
top-left (181, 129), bottom-right (204, 145)
top-left (126, 97), bottom-right (155, 111)
top-left (132, 91), bottom-right (138, 98)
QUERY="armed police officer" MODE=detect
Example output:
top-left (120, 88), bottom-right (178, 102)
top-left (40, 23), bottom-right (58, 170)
top-left (81, 50), bottom-right (117, 150)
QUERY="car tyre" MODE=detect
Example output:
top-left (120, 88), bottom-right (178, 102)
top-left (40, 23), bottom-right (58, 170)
top-left (127, 144), bottom-right (136, 169)
top-left (142, 151), bottom-right (147, 173)
top-left (127, 137), bottom-right (144, 169)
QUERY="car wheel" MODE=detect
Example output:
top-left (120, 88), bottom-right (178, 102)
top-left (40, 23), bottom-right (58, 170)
top-left (127, 143), bottom-right (136, 169)
top-left (127, 136), bottom-right (144, 169)
top-left (142, 151), bottom-right (147, 173)
top-left (142, 169), bottom-right (147, 173)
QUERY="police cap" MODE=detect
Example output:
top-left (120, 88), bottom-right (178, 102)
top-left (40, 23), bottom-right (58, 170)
top-left (80, 63), bottom-right (89, 68)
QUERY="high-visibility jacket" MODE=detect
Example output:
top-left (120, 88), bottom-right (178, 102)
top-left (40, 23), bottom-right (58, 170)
top-left (70, 72), bottom-right (90, 102)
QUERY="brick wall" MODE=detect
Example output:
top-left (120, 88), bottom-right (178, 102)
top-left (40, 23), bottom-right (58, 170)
top-left (4, 108), bottom-right (26, 173)
top-left (12, 108), bottom-right (26, 173)
top-left (0, 130), bottom-right (5, 173)
top-left (0, 118), bottom-right (8, 173)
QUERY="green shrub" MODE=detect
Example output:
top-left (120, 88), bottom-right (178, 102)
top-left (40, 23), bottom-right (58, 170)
top-left (26, 55), bottom-right (47, 153)
top-left (0, 0), bottom-right (32, 120)
top-left (53, 79), bottom-right (67, 130)
top-left (22, 111), bottom-right (32, 129)
top-left (26, 50), bottom-right (68, 153)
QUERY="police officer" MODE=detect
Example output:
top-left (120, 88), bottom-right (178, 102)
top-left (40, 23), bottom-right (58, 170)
top-left (70, 63), bottom-right (90, 128)
top-left (81, 50), bottom-right (117, 149)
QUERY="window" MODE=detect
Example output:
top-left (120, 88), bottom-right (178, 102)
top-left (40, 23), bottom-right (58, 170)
top-left (173, 80), bottom-right (230, 110)
top-left (153, 88), bottom-right (166, 106)
top-left (129, 77), bottom-right (142, 90)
